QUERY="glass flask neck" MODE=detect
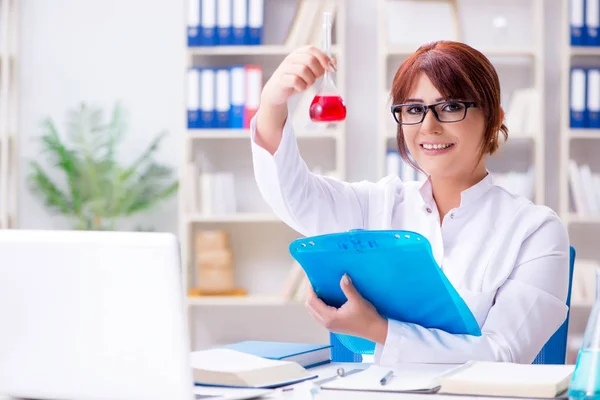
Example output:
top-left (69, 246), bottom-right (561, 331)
top-left (317, 70), bottom-right (338, 97)
top-left (322, 12), bottom-right (332, 57)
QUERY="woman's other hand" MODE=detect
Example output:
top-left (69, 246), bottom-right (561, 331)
top-left (305, 274), bottom-right (388, 344)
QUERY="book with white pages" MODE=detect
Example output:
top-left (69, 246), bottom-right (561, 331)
top-left (190, 348), bottom-right (317, 389)
top-left (320, 363), bottom-right (461, 393)
top-left (437, 361), bottom-right (574, 399)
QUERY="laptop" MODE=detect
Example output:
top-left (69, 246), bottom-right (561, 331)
top-left (0, 229), bottom-right (195, 400)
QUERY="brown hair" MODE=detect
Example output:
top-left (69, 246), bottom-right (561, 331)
top-left (391, 41), bottom-right (508, 171)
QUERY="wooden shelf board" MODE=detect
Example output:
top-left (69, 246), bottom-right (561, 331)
top-left (569, 129), bottom-right (600, 139)
top-left (187, 128), bottom-right (341, 140)
top-left (567, 213), bottom-right (600, 224)
top-left (186, 213), bottom-right (282, 223)
top-left (188, 44), bottom-right (340, 56)
top-left (570, 47), bottom-right (600, 57)
top-left (187, 295), bottom-right (302, 306)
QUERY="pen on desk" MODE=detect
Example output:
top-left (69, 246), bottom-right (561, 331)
top-left (379, 370), bottom-right (394, 386)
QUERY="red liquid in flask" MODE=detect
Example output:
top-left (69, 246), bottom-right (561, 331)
top-left (309, 95), bottom-right (347, 122)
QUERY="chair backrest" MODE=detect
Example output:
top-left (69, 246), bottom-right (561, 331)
top-left (532, 245), bottom-right (576, 364)
top-left (331, 245), bottom-right (577, 364)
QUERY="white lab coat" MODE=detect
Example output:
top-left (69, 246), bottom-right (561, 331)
top-left (250, 112), bottom-right (570, 365)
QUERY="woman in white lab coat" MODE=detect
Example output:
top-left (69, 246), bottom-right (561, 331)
top-left (250, 41), bottom-right (570, 365)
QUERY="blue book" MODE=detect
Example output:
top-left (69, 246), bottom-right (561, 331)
top-left (215, 68), bottom-right (230, 128)
top-left (216, 0), bottom-right (233, 45)
top-left (588, 68), bottom-right (600, 128)
top-left (187, 68), bottom-right (200, 129)
top-left (247, 0), bottom-right (263, 45)
top-left (201, 0), bottom-right (217, 46)
top-left (199, 68), bottom-right (216, 128)
top-left (220, 341), bottom-right (331, 369)
top-left (290, 230), bottom-right (482, 355)
top-left (231, 0), bottom-right (248, 45)
top-left (187, 0), bottom-right (201, 46)
top-left (229, 65), bottom-right (245, 128)
top-left (572, 0), bottom-right (587, 46)
top-left (571, 67), bottom-right (588, 128)
top-left (586, 0), bottom-right (600, 46)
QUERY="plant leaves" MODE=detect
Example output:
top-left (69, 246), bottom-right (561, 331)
top-left (28, 103), bottom-right (178, 230)
top-left (27, 162), bottom-right (74, 215)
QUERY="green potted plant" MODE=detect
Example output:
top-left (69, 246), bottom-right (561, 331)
top-left (28, 102), bottom-right (178, 231)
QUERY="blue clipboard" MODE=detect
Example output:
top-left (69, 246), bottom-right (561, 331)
top-left (289, 229), bottom-right (481, 354)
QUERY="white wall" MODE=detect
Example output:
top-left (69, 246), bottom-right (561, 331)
top-left (543, 0), bottom-right (561, 211)
top-left (16, 0), bottom-right (572, 353)
top-left (17, 0), bottom-right (562, 224)
top-left (18, 0), bottom-right (185, 233)
top-left (344, 1), bottom-right (379, 182)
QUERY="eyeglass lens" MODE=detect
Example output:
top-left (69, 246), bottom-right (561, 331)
top-left (395, 101), bottom-right (468, 124)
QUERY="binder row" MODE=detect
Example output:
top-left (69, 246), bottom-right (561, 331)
top-left (187, 0), bottom-right (264, 46)
top-left (569, 159), bottom-right (600, 215)
top-left (571, 0), bottom-right (600, 46)
top-left (570, 67), bottom-right (600, 128)
top-left (187, 65), bottom-right (263, 129)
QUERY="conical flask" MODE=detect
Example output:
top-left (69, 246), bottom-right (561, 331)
top-left (569, 267), bottom-right (600, 400)
top-left (309, 12), bottom-right (346, 123)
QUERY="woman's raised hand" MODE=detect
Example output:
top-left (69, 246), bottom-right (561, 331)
top-left (260, 45), bottom-right (335, 107)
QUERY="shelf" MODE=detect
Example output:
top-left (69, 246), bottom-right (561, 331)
top-left (570, 46), bottom-right (600, 57)
top-left (569, 130), bottom-right (600, 140)
top-left (187, 295), bottom-right (302, 306)
top-left (187, 212), bottom-right (282, 223)
top-left (571, 301), bottom-right (594, 309)
top-left (384, 44), bottom-right (535, 58)
top-left (567, 213), bottom-right (600, 224)
top-left (188, 44), bottom-right (340, 56)
top-left (187, 128), bottom-right (341, 140)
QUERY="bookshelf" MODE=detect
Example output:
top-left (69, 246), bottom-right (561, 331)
top-left (376, 0), bottom-right (546, 206)
top-left (0, 0), bottom-right (18, 229)
top-left (179, 0), bottom-right (345, 349)
top-left (559, 0), bottom-right (600, 225)
top-left (559, 0), bottom-right (600, 362)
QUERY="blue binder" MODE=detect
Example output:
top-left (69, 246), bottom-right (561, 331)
top-left (216, 0), bottom-right (233, 45)
top-left (572, 0), bottom-right (587, 46)
top-left (289, 229), bottom-right (481, 355)
top-left (571, 67), bottom-right (588, 128)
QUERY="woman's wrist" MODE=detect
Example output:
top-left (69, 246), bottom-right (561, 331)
top-left (366, 316), bottom-right (388, 345)
top-left (255, 101), bottom-right (288, 155)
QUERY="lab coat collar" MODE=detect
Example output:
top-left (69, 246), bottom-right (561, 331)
top-left (418, 169), bottom-right (495, 209)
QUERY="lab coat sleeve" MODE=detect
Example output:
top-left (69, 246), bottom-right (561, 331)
top-left (250, 110), bottom-right (377, 236)
top-left (374, 216), bottom-right (570, 365)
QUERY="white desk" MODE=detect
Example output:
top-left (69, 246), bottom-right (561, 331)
top-left (194, 362), bottom-right (480, 400)
top-left (0, 363), bottom-right (482, 400)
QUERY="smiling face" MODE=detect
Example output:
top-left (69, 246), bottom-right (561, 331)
top-left (402, 73), bottom-right (486, 179)
top-left (390, 41), bottom-right (507, 182)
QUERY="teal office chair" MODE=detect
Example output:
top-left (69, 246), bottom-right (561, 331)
top-left (330, 245), bottom-right (577, 364)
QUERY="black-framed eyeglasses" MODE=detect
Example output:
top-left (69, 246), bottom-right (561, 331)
top-left (390, 100), bottom-right (477, 125)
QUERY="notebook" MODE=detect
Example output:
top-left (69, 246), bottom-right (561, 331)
top-left (219, 341), bottom-right (331, 368)
top-left (190, 348), bottom-right (317, 389)
top-left (321, 364), bottom-right (461, 393)
top-left (289, 229), bottom-right (481, 354)
top-left (437, 361), bottom-right (575, 398)
top-left (321, 362), bottom-right (575, 398)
